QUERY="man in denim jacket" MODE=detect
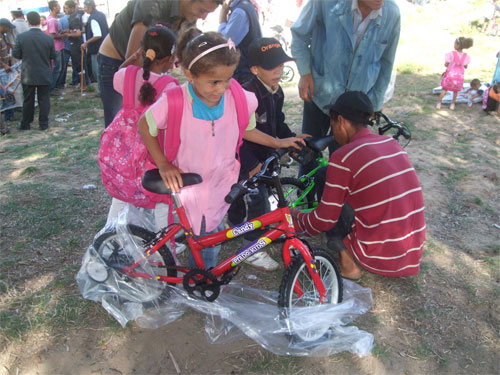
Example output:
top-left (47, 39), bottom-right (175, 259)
top-left (291, 0), bottom-right (400, 172)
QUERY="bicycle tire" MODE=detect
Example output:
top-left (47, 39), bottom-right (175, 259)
top-left (278, 248), bottom-right (343, 342)
top-left (92, 224), bottom-right (177, 306)
top-left (277, 177), bottom-right (316, 211)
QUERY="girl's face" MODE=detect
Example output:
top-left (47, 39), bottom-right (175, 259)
top-left (185, 64), bottom-right (237, 107)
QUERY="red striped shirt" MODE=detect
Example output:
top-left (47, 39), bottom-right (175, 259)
top-left (296, 129), bottom-right (426, 277)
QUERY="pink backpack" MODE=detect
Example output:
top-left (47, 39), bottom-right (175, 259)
top-left (99, 71), bottom-right (250, 209)
top-left (441, 51), bottom-right (467, 92)
top-left (98, 65), bottom-right (179, 208)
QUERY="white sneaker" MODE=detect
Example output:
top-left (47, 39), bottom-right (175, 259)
top-left (450, 103), bottom-right (455, 110)
top-left (244, 252), bottom-right (279, 271)
top-left (436, 102), bottom-right (441, 109)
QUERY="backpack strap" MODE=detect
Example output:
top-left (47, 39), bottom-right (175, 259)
top-left (159, 85), bottom-right (184, 162)
top-left (229, 78), bottom-right (250, 157)
top-left (151, 75), bottom-right (179, 98)
top-left (123, 65), bottom-right (140, 110)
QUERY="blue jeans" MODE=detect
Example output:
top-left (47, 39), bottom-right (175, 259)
top-left (188, 216), bottom-right (224, 269)
top-left (98, 53), bottom-right (123, 127)
top-left (90, 54), bottom-right (100, 94)
top-left (299, 100), bottom-right (340, 176)
top-left (51, 50), bottom-right (62, 90)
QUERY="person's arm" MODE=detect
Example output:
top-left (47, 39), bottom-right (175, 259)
top-left (218, 7), bottom-right (249, 46)
top-left (48, 18), bottom-right (64, 39)
top-left (367, 9), bottom-right (401, 111)
top-left (290, 0), bottom-right (317, 102)
top-left (81, 19), bottom-right (101, 50)
top-left (243, 128), bottom-right (305, 149)
top-left (293, 154), bottom-right (350, 236)
top-left (138, 111), bottom-right (185, 192)
top-left (125, 22), bottom-right (147, 61)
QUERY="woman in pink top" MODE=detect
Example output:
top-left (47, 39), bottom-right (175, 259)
top-left (138, 29), bottom-right (305, 268)
top-left (436, 37), bottom-right (473, 110)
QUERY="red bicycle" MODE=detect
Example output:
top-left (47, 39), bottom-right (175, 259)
top-left (88, 153), bottom-right (343, 341)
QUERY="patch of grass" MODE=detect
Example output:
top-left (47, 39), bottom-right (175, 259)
top-left (20, 166), bottom-right (39, 176)
top-left (414, 342), bottom-right (433, 359)
top-left (396, 61), bottom-right (425, 75)
top-left (473, 196), bottom-right (483, 205)
top-left (438, 165), bottom-right (469, 187)
top-left (372, 343), bottom-right (390, 361)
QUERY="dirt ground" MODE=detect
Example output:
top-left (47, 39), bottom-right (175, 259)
top-left (1, 68), bottom-right (499, 375)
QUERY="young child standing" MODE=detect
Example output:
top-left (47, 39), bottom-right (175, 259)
top-left (137, 31), bottom-right (304, 269)
top-left (102, 25), bottom-right (178, 227)
top-left (436, 37), bottom-right (473, 110)
top-left (230, 37), bottom-right (308, 271)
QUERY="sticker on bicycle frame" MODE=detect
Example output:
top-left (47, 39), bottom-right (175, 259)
top-left (285, 214), bottom-right (294, 228)
top-left (231, 237), bottom-right (271, 266)
top-left (310, 260), bottom-right (318, 274)
top-left (226, 220), bottom-right (262, 239)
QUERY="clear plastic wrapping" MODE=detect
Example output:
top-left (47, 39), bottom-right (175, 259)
top-left (77, 205), bottom-right (374, 357)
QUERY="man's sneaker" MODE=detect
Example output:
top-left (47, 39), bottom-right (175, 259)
top-left (244, 252), bottom-right (279, 271)
top-left (175, 242), bottom-right (186, 255)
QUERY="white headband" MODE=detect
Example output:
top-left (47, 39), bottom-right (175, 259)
top-left (187, 38), bottom-right (236, 70)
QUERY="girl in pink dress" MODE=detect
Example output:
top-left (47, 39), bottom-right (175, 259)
top-left (137, 30), bottom-right (304, 268)
top-left (436, 37), bottom-right (473, 110)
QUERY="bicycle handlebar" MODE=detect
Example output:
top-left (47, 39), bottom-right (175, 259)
top-left (373, 111), bottom-right (412, 144)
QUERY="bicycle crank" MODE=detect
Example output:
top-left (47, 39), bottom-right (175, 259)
top-left (183, 268), bottom-right (221, 302)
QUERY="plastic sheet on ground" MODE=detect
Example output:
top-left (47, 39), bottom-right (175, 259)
top-left (432, 82), bottom-right (488, 104)
top-left (76, 206), bottom-right (374, 357)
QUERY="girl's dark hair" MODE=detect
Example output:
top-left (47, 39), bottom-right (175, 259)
top-left (456, 37), bottom-right (473, 50)
top-left (177, 29), bottom-right (240, 76)
top-left (139, 25), bottom-right (176, 106)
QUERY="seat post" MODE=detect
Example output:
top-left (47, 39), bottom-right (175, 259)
top-left (171, 192), bottom-right (182, 208)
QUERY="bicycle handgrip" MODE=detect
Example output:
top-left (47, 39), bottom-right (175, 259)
top-left (400, 127), bottom-right (411, 139)
top-left (224, 183), bottom-right (247, 204)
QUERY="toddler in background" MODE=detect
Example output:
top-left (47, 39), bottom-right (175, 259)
top-left (436, 37), bottom-right (473, 110)
top-left (465, 79), bottom-right (483, 108)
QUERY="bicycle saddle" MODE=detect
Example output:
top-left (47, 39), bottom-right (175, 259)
top-left (305, 136), bottom-right (335, 153)
top-left (142, 169), bottom-right (203, 195)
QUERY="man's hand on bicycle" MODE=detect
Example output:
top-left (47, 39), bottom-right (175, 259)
top-left (158, 161), bottom-right (185, 193)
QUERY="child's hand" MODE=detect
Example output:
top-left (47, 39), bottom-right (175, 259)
top-left (158, 162), bottom-right (184, 193)
top-left (277, 137), bottom-right (306, 150)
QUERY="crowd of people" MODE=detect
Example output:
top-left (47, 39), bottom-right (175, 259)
top-left (0, 0), bottom-right (108, 134)
top-left (2, 0), bottom-right (429, 281)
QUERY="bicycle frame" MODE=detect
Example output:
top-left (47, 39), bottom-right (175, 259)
top-left (284, 156), bottom-right (329, 213)
top-left (123, 173), bottom-right (328, 302)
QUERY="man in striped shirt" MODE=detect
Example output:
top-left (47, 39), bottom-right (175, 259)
top-left (293, 91), bottom-right (426, 280)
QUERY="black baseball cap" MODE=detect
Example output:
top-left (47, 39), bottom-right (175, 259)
top-left (0, 18), bottom-right (15, 29)
top-left (324, 91), bottom-right (373, 124)
top-left (247, 37), bottom-right (295, 70)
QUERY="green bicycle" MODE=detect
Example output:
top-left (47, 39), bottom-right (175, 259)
top-left (270, 111), bottom-right (412, 213)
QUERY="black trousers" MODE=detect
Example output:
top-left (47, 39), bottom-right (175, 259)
top-left (21, 84), bottom-right (50, 129)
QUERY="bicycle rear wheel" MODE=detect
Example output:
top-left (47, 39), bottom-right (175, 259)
top-left (92, 224), bottom-right (177, 306)
top-left (278, 249), bottom-right (343, 342)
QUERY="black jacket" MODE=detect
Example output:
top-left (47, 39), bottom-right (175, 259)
top-left (12, 28), bottom-right (55, 86)
top-left (239, 76), bottom-right (294, 174)
top-left (85, 9), bottom-right (109, 55)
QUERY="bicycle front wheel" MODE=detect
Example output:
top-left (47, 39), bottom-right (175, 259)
top-left (92, 224), bottom-right (177, 306)
top-left (278, 249), bottom-right (343, 342)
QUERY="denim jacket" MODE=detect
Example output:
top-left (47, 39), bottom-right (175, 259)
top-left (291, 0), bottom-right (400, 111)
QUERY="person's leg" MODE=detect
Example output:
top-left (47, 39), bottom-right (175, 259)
top-left (91, 54), bottom-right (100, 94)
top-left (70, 42), bottom-right (82, 85)
top-left (188, 216), bottom-right (223, 269)
top-left (437, 89), bottom-right (447, 109)
top-left (450, 91), bottom-right (458, 110)
top-left (51, 50), bottom-right (62, 91)
top-left (243, 184), bottom-right (279, 270)
top-left (299, 100), bottom-right (338, 176)
top-left (37, 85), bottom-right (51, 130)
top-left (0, 115), bottom-right (9, 135)
top-left (56, 49), bottom-right (70, 89)
top-left (98, 53), bottom-right (124, 127)
top-left (20, 84), bottom-right (35, 129)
